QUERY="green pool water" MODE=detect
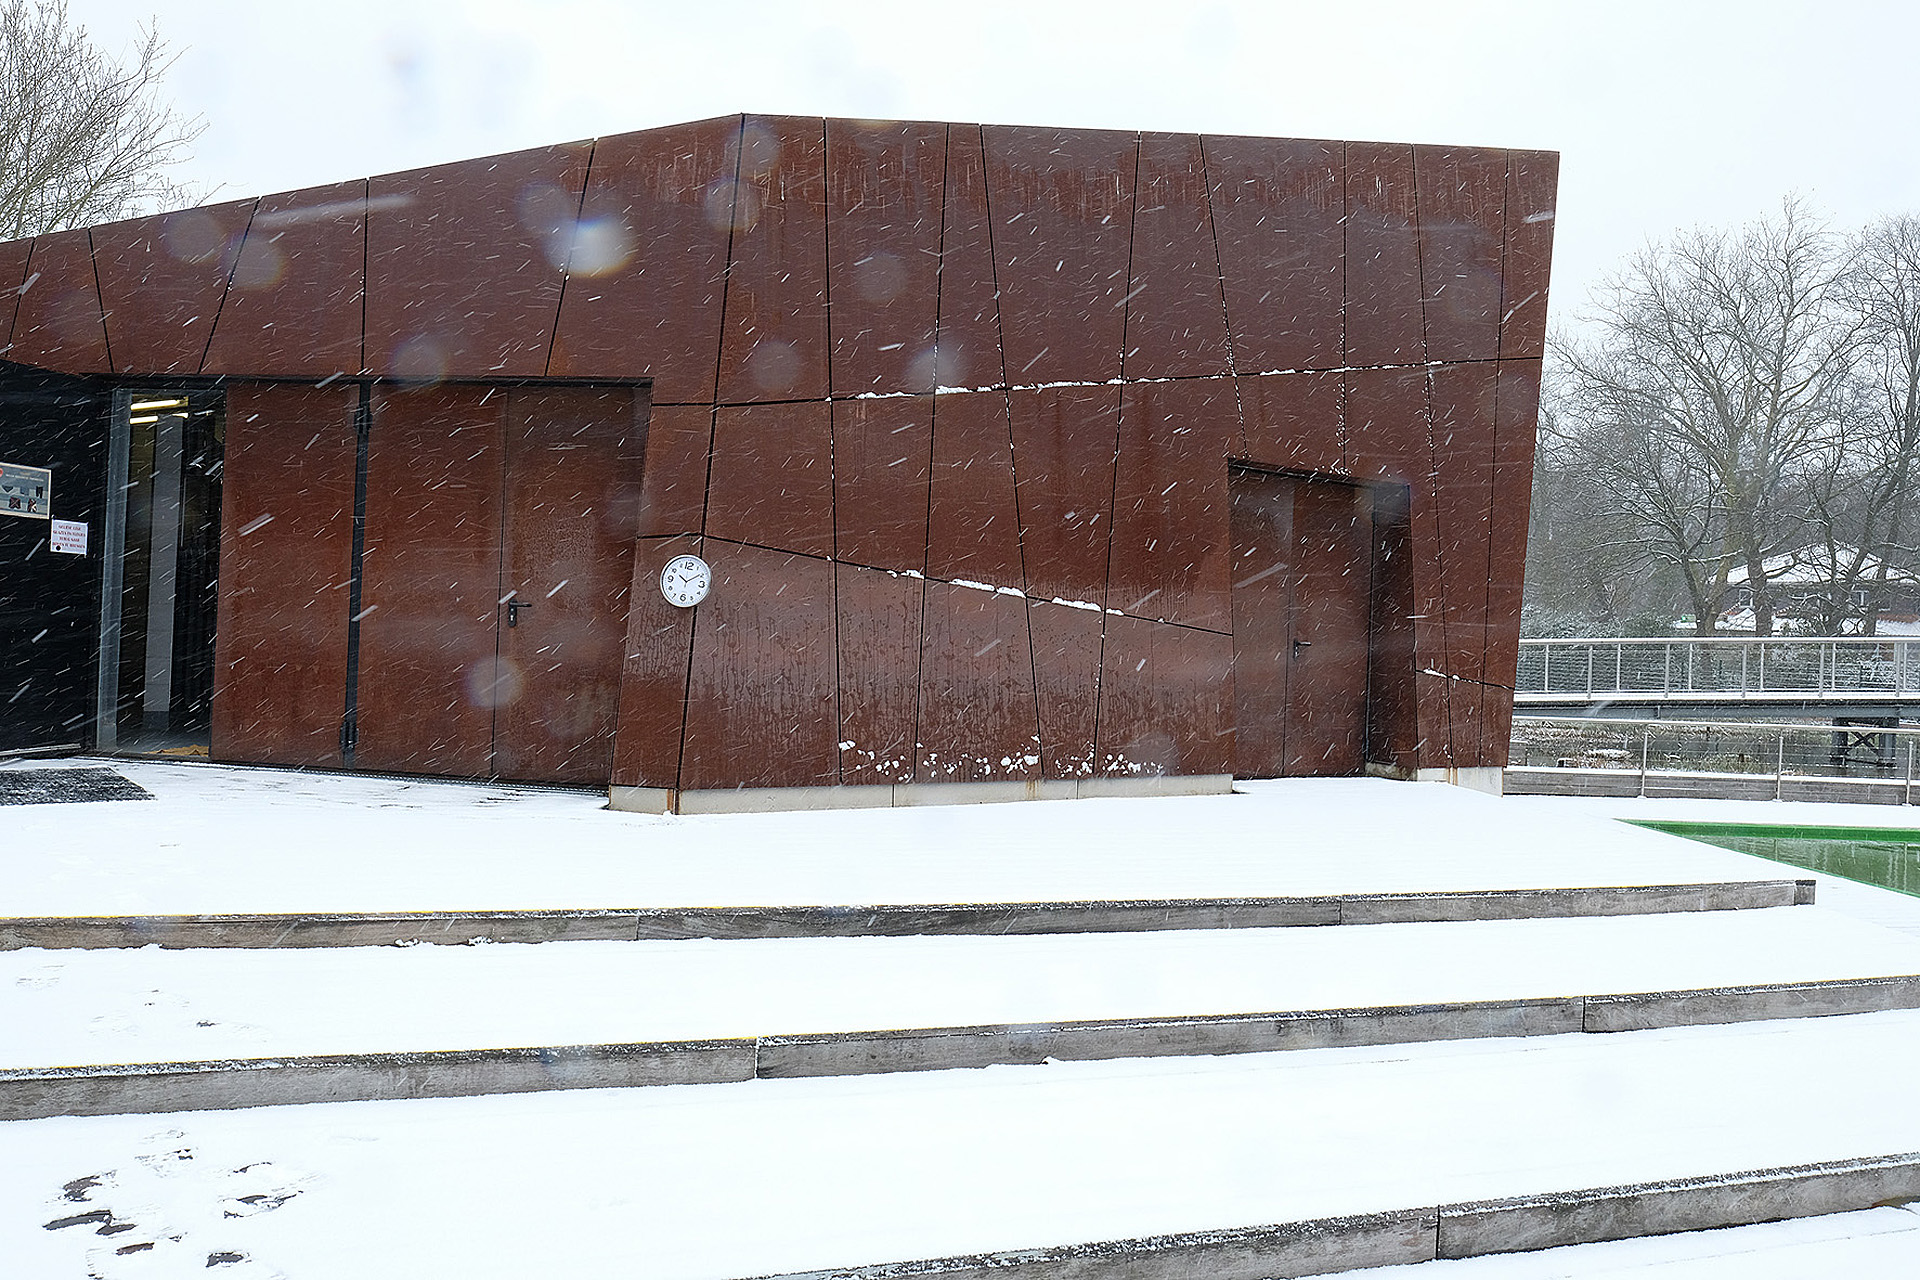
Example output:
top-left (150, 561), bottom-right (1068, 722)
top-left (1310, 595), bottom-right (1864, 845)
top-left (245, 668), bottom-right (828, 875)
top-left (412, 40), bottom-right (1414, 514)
top-left (1630, 819), bottom-right (1920, 898)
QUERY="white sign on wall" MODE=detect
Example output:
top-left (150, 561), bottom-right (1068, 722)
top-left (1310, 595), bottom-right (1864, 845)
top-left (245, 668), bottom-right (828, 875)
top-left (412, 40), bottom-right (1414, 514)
top-left (50, 519), bottom-right (87, 555)
top-left (0, 462), bottom-right (51, 519)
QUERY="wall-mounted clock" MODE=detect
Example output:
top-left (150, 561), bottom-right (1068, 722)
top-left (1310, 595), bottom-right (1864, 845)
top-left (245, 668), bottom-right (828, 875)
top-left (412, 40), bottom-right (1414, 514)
top-left (660, 553), bottom-right (712, 608)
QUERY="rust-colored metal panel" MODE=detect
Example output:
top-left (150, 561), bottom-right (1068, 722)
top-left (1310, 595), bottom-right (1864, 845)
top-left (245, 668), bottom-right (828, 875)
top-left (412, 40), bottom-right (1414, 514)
top-left (547, 116), bottom-right (740, 402)
top-left (1029, 597), bottom-right (1102, 780)
top-left (1239, 369), bottom-right (1343, 474)
top-left (1098, 614), bottom-right (1233, 778)
top-left (836, 563), bottom-right (924, 784)
top-left (1429, 362), bottom-right (1499, 764)
top-left (1124, 133), bottom-right (1231, 379)
top-left (364, 142), bottom-right (590, 380)
top-left (705, 400), bottom-right (833, 556)
top-left (985, 125), bottom-right (1135, 386)
top-left (89, 199), bottom-right (252, 374)
top-left (715, 115), bottom-right (830, 403)
top-left (1344, 365), bottom-right (1450, 764)
top-left (1009, 383), bottom-right (1121, 605)
top-left (915, 580), bottom-right (1040, 783)
top-left (934, 125), bottom-right (1005, 389)
top-left (0, 237), bottom-right (30, 349)
top-left (833, 395), bottom-right (932, 572)
top-left (826, 119), bottom-right (946, 395)
top-left (926, 388), bottom-right (1022, 587)
top-left (1204, 135), bottom-right (1344, 373)
top-left (9, 231), bottom-right (109, 373)
top-left (1483, 358), bottom-right (1544, 762)
top-left (1344, 142), bottom-right (1424, 369)
top-left (493, 386), bottom-right (646, 784)
top-left (680, 542), bottom-right (838, 790)
top-left (1108, 377), bottom-right (1234, 630)
top-left (210, 382), bottom-right (357, 768)
top-left (1502, 150), bottom-right (1560, 360)
top-left (204, 181), bottom-right (366, 377)
top-left (635, 403), bottom-right (712, 539)
top-left (1415, 146), bottom-right (1507, 364)
top-left (354, 385), bottom-right (505, 777)
top-left (611, 534), bottom-right (701, 790)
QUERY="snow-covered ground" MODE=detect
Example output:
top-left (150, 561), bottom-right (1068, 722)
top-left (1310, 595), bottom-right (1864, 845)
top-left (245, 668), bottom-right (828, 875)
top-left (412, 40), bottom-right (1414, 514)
top-left (1, 762), bottom-right (1811, 917)
top-left (10, 758), bottom-right (1920, 1279)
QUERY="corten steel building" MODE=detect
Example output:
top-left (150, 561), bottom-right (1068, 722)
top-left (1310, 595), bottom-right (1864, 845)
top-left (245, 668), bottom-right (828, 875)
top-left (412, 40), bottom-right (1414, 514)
top-left (0, 114), bottom-right (1556, 812)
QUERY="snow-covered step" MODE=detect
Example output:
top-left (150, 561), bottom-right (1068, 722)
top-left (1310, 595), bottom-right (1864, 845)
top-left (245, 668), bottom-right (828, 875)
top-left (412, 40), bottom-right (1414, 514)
top-left (10, 1013), bottom-right (1920, 1279)
top-left (1341, 1205), bottom-right (1920, 1278)
top-left (0, 876), bottom-right (1813, 951)
top-left (3, 765), bottom-right (1807, 929)
top-left (6, 906), bottom-right (1918, 1118)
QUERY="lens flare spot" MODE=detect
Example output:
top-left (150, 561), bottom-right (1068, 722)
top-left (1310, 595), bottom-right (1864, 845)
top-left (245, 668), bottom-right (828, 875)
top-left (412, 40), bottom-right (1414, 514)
top-left (163, 210), bottom-right (229, 265)
top-left (466, 658), bottom-right (523, 709)
top-left (745, 340), bottom-right (801, 394)
top-left (565, 216), bottom-right (634, 277)
top-left (392, 334), bottom-right (451, 384)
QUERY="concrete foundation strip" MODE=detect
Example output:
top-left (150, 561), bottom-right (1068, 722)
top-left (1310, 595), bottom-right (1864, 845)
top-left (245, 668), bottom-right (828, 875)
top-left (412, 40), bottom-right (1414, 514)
top-left (748, 1152), bottom-right (1920, 1279)
top-left (0, 879), bottom-right (1813, 951)
top-left (6, 974), bottom-right (1914, 1121)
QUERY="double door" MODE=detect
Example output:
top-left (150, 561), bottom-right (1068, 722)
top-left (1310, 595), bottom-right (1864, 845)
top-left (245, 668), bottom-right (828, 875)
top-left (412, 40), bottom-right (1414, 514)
top-left (1228, 468), bottom-right (1376, 777)
top-left (352, 385), bottom-right (642, 784)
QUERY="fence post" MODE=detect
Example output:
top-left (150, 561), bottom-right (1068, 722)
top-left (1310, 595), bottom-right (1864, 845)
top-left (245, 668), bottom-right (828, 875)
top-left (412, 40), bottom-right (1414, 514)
top-left (1759, 641), bottom-right (1767, 692)
top-left (1542, 644), bottom-right (1550, 693)
top-left (1616, 641), bottom-right (1624, 692)
top-left (1908, 738), bottom-right (1914, 808)
top-left (1687, 644), bottom-right (1696, 691)
top-left (1587, 645), bottom-right (1595, 696)
top-left (1776, 730), bottom-right (1786, 801)
top-left (1742, 644), bottom-right (1749, 693)
top-left (1640, 727), bottom-right (1650, 798)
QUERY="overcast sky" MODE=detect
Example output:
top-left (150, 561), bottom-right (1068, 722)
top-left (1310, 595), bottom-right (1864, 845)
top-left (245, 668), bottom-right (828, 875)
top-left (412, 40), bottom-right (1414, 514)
top-left (60, 0), bottom-right (1920, 331)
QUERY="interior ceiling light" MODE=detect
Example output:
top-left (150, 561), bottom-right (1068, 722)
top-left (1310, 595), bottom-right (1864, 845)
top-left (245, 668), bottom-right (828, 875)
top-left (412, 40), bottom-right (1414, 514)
top-left (127, 415), bottom-right (159, 425)
top-left (129, 398), bottom-right (188, 412)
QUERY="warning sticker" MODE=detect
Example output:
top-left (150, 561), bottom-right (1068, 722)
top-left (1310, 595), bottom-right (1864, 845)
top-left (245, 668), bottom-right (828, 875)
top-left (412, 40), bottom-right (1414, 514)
top-left (51, 519), bottom-right (87, 554)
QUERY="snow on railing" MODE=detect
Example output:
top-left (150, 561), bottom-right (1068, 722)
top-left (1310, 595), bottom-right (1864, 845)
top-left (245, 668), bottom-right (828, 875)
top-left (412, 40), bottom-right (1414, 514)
top-left (1514, 637), bottom-right (1920, 700)
top-left (1509, 713), bottom-right (1920, 800)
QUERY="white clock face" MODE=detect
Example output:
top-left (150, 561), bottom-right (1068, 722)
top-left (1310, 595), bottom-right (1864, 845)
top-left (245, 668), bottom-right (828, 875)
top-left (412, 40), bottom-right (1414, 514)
top-left (660, 554), bottom-right (712, 608)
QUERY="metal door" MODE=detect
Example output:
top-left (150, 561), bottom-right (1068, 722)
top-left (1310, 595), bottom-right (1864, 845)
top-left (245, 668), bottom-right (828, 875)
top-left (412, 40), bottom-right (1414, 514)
top-left (1229, 468), bottom-right (1374, 777)
top-left (354, 384), bottom-right (640, 782)
top-left (491, 387), bottom-right (642, 784)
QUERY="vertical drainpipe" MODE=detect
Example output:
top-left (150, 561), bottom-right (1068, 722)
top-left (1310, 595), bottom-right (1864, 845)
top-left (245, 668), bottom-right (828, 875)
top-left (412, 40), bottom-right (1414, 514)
top-left (340, 382), bottom-right (372, 766)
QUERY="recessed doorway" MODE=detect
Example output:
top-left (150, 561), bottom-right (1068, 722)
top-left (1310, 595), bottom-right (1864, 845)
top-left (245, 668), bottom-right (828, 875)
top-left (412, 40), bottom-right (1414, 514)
top-left (97, 389), bottom-right (225, 758)
top-left (1228, 466), bottom-right (1411, 777)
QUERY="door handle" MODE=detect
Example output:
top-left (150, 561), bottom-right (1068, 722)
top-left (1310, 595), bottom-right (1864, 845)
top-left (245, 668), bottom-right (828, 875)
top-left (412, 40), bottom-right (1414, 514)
top-left (1292, 639), bottom-right (1312, 659)
top-left (507, 598), bottom-right (534, 628)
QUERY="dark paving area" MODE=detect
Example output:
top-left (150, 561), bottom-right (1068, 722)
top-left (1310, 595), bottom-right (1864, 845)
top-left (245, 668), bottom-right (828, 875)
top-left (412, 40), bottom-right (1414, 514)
top-left (0, 768), bottom-right (152, 806)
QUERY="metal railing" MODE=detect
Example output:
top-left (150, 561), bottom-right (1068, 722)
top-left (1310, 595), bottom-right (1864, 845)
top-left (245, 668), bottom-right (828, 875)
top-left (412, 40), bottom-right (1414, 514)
top-left (1515, 637), bottom-right (1920, 701)
top-left (1510, 714), bottom-right (1920, 799)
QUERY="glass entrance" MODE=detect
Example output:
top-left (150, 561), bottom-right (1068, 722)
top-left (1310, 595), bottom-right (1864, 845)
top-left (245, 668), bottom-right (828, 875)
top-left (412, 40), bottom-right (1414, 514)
top-left (97, 389), bottom-right (224, 757)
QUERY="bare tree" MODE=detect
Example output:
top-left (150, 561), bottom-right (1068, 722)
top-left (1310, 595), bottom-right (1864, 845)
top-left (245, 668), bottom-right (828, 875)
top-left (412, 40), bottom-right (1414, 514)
top-left (1553, 198), bottom-right (1860, 634)
top-left (0, 0), bottom-right (204, 239)
top-left (1840, 215), bottom-right (1920, 633)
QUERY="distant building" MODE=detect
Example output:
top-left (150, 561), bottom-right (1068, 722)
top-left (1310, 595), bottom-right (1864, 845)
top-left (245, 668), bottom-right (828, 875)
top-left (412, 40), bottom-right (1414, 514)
top-left (1718, 545), bottom-right (1920, 633)
top-left (0, 115), bottom-right (1557, 809)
